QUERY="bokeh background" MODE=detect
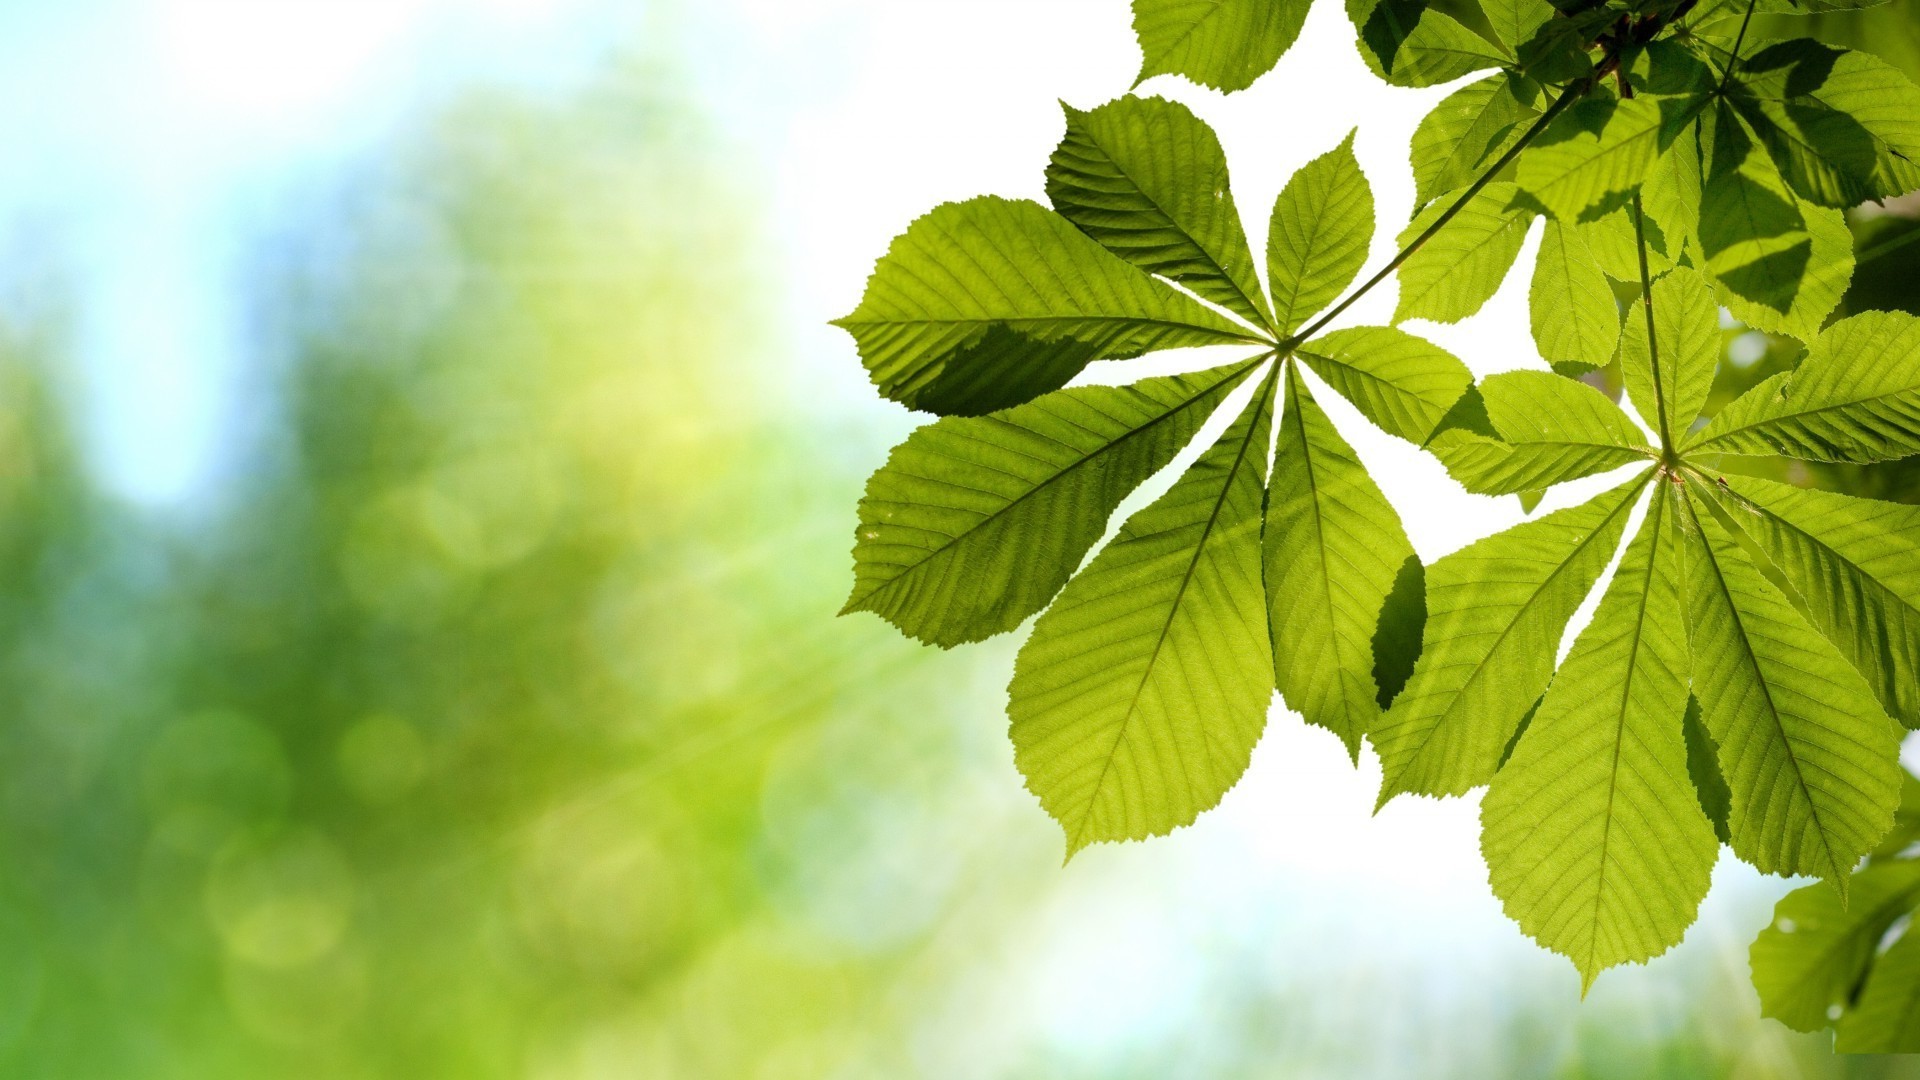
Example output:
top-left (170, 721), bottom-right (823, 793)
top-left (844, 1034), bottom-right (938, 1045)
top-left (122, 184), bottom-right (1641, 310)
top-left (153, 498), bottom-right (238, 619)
top-left (0, 1), bottom-right (1915, 1076)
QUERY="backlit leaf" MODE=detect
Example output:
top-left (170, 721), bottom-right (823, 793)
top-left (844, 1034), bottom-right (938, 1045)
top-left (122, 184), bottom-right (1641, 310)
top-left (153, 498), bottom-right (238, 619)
top-left (1132, 0), bottom-right (1313, 92)
top-left (1431, 371), bottom-right (1654, 495)
top-left (1619, 267), bottom-right (1720, 446)
top-left (1750, 860), bottom-right (1920, 1032)
top-left (1411, 73), bottom-right (1542, 206)
top-left (1395, 181), bottom-right (1532, 324)
top-left (1048, 97), bottom-right (1272, 330)
top-left (1269, 133), bottom-right (1375, 337)
top-left (1530, 220), bottom-right (1621, 372)
top-left (1296, 326), bottom-right (1475, 444)
top-left (1010, 369), bottom-right (1278, 854)
top-left (838, 197), bottom-right (1255, 415)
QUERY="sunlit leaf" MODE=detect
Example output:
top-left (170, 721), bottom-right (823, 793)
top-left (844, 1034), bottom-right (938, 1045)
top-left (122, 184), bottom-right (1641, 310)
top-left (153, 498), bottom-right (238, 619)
top-left (1717, 475), bottom-right (1920, 730)
top-left (1410, 73), bottom-right (1542, 206)
top-left (1374, 476), bottom-right (1643, 803)
top-left (1269, 132), bottom-right (1375, 337)
top-left (1430, 371), bottom-right (1654, 495)
top-left (837, 197), bottom-right (1256, 415)
top-left (1516, 96), bottom-right (1668, 224)
top-left (1347, 0), bottom-right (1510, 88)
top-left (1726, 39), bottom-right (1920, 208)
top-left (1530, 220), bottom-right (1621, 372)
top-left (1618, 267), bottom-right (1719, 445)
top-left (1132, 0), bottom-right (1312, 92)
top-left (1679, 484), bottom-right (1900, 886)
top-left (1395, 181), bottom-right (1532, 324)
top-left (1266, 363), bottom-right (1419, 759)
top-left (1010, 369), bottom-right (1278, 854)
top-left (1689, 310), bottom-right (1920, 462)
top-left (1482, 484), bottom-right (1715, 987)
top-left (1296, 326), bottom-right (1475, 444)
top-left (846, 359), bottom-right (1263, 645)
top-left (1048, 96), bottom-right (1272, 330)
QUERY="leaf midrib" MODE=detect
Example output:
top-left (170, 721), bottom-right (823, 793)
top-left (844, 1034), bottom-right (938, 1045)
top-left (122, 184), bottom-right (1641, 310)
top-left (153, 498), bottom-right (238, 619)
top-left (851, 360), bottom-right (1262, 610)
top-left (1071, 366), bottom-right (1275, 849)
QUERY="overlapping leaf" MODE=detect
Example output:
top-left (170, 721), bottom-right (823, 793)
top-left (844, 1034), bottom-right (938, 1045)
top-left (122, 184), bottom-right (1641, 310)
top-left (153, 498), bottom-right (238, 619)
top-left (1750, 860), bottom-right (1920, 1032)
top-left (1048, 97), bottom-right (1271, 330)
top-left (1010, 371), bottom-right (1277, 853)
top-left (1679, 484), bottom-right (1900, 885)
top-left (1529, 220), bottom-right (1621, 372)
top-left (1266, 364), bottom-right (1420, 759)
top-left (1410, 73), bottom-right (1542, 206)
top-left (1295, 327), bottom-right (1476, 444)
top-left (1482, 485), bottom-right (1716, 987)
top-left (845, 359), bottom-right (1262, 646)
top-left (1373, 476), bottom-right (1642, 802)
top-left (1346, 0), bottom-right (1509, 88)
top-left (837, 196), bottom-right (1255, 415)
top-left (1430, 371), bottom-right (1654, 495)
top-left (1395, 181), bottom-right (1532, 323)
top-left (1690, 311), bottom-right (1920, 461)
top-left (1618, 266), bottom-right (1719, 446)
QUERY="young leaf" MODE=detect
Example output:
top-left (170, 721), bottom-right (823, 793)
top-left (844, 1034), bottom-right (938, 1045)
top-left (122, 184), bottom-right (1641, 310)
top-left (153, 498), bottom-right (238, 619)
top-left (1266, 363), bottom-right (1419, 759)
top-left (1010, 370), bottom-right (1277, 854)
top-left (1410, 73), bottom-right (1542, 206)
top-left (837, 197), bottom-right (1255, 415)
top-left (1679, 486), bottom-right (1900, 886)
top-left (1132, 0), bottom-right (1312, 93)
top-left (1482, 485), bottom-right (1716, 988)
top-left (1430, 371), bottom-right (1654, 496)
top-left (1048, 97), bottom-right (1272, 330)
top-left (1530, 220), bottom-right (1621, 372)
top-left (1688, 311), bottom-right (1920, 462)
top-left (1749, 860), bottom-right (1920, 1032)
top-left (845, 359), bottom-right (1263, 646)
top-left (1836, 930), bottom-right (1920, 1053)
top-left (1395, 181), bottom-right (1532, 324)
top-left (1618, 267), bottom-right (1720, 446)
top-left (1373, 476), bottom-right (1644, 803)
top-left (1718, 475), bottom-right (1920, 730)
top-left (1269, 133), bottom-right (1376, 337)
top-left (1295, 326), bottom-right (1475, 444)
top-left (1346, 0), bottom-right (1510, 88)
top-left (1515, 96), bottom-right (1668, 224)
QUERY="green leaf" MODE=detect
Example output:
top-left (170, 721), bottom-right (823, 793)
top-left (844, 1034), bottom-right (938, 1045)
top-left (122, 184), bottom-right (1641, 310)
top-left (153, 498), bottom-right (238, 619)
top-left (1530, 220), bottom-right (1622, 373)
top-left (1836, 929), bottom-right (1920, 1053)
top-left (1515, 96), bottom-right (1669, 224)
top-left (1726, 40), bottom-right (1920, 209)
top-left (1411, 74), bottom-right (1542, 207)
top-left (1689, 311), bottom-right (1920, 462)
top-left (1577, 203), bottom-right (1674, 282)
top-left (1347, 0), bottom-right (1510, 88)
top-left (1683, 695), bottom-right (1733, 844)
top-left (1430, 371), bottom-right (1654, 496)
top-left (845, 359), bottom-right (1265, 646)
top-left (1132, 0), bottom-right (1312, 92)
top-left (1395, 181), bottom-right (1532, 324)
top-left (1048, 97), bottom-right (1272, 331)
top-left (1482, 0), bottom-right (1554, 52)
top-left (1678, 484), bottom-right (1901, 885)
top-left (1266, 363), bottom-right (1420, 760)
top-left (1482, 484), bottom-right (1716, 988)
top-left (1010, 369), bottom-right (1278, 854)
top-left (837, 197), bottom-right (1256, 415)
top-left (1692, 104), bottom-right (1854, 342)
top-left (1750, 860), bottom-right (1920, 1032)
top-left (1295, 326), bottom-right (1476, 444)
top-left (1619, 267), bottom-right (1720, 447)
top-left (1718, 475), bottom-right (1920, 730)
top-left (1873, 772), bottom-right (1920, 861)
top-left (1373, 476), bottom-right (1643, 803)
top-left (1269, 132), bottom-right (1375, 337)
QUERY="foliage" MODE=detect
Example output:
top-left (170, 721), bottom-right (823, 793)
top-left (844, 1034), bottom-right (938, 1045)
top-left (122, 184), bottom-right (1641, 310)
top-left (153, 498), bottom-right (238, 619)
top-left (837, 0), bottom-right (1920, 1034)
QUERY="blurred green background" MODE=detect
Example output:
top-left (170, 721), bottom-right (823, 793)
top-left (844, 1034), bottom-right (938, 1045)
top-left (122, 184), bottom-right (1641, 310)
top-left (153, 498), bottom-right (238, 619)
top-left (0, 2), bottom-right (1914, 1077)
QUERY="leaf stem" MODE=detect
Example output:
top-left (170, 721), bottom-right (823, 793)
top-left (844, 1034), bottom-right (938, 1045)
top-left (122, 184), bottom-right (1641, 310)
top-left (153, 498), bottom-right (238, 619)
top-left (1278, 76), bottom-right (1594, 353)
top-left (1631, 193), bottom-right (1676, 456)
top-left (1715, 0), bottom-right (1758, 96)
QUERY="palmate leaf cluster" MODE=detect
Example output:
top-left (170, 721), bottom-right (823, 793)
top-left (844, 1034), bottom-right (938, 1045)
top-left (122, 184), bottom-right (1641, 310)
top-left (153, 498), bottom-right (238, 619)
top-left (834, 0), bottom-right (1920, 1010)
